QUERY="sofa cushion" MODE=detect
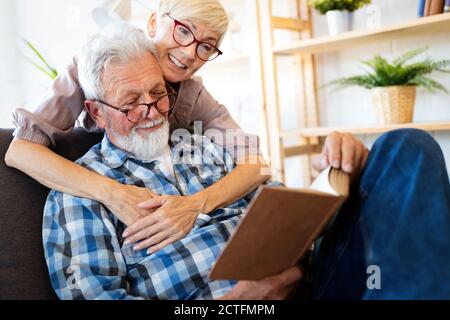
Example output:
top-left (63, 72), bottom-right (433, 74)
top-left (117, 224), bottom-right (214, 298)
top-left (0, 128), bottom-right (102, 300)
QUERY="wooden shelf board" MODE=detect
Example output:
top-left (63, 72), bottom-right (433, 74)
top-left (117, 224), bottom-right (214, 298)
top-left (273, 13), bottom-right (450, 55)
top-left (280, 122), bottom-right (450, 139)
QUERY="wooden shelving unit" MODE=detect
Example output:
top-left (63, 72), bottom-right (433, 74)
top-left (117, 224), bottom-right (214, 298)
top-left (257, 0), bottom-right (318, 184)
top-left (256, 0), bottom-right (450, 185)
top-left (273, 13), bottom-right (450, 55)
top-left (281, 121), bottom-right (450, 139)
top-left (280, 122), bottom-right (450, 158)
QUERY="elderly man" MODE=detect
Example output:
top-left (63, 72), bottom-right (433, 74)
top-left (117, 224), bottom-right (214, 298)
top-left (43, 25), bottom-right (450, 300)
top-left (42, 26), bottom-right (302, 300)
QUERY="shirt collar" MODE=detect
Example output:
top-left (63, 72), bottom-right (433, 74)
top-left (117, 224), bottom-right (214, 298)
top-left (99, 134), bottom-right (135, 169)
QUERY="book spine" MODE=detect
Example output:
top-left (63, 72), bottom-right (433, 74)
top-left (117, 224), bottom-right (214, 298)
top-left (424, 0), bottom-right (432, 16)
top-left (430, 0), bottom-right (445, 15)
top-left (418, 0), bottom-right (426, 16)
top-left (445, 0), bottom-right (450, 12)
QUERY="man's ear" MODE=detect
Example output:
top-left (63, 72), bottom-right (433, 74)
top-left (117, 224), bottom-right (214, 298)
top-left (147, 12), bottom-right (157, 38)
top-left (85, 100), bottom-right (107, 129)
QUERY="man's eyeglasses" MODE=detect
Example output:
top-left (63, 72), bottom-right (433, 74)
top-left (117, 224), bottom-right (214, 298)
top-left (95, 93), bottom-right (177, 124)
top-left (165, 14), bottom-right (223, 62)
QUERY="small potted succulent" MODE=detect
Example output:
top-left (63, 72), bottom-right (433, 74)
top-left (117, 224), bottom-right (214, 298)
top-left (330, 47), bottom-right (450, 124)
top-left (310, 0), bottom-right (372, 35)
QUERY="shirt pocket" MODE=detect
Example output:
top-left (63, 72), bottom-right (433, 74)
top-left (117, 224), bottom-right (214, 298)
top-left (193, 213), bottom-right (213, 229)
top-left (121, 243), bottom-right (148, 267)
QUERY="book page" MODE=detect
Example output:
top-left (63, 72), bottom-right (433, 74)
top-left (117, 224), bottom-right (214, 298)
top-left (309, 166), bottom-right (339, 196)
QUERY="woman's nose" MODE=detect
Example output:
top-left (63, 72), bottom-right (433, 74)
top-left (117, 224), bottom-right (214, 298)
top-left (180, 42), bottom-right (197, 61)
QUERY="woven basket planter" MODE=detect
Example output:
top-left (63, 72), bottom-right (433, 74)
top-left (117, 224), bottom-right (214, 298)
top-left (371, 86), bottom-right (416, 124)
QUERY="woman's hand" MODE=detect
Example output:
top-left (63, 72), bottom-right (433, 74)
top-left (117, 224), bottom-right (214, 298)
top-left (122, 194), bottom-right (205, 253)
top-left (312, 131), bottom-right (369, 182)
top-left (103, 182), bottom-right (158, 227)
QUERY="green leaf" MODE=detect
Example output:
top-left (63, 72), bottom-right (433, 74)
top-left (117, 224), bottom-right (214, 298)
top-left (21, 37), bottom-right (58, 80)
top-left (433, 59), bottom-right (450, 73)
top-left (392, 47), bottom-right (428, 67)
top-left (310, 0), bottom-right (372, 14)
top-left (328, 74), bottom-right (377, 90)
top-left (328, 47), bottom-right (449, 93)
top-left (23, 57), bottom-right (56, 80)
top-left (409, 75), bottom-right (448, 93)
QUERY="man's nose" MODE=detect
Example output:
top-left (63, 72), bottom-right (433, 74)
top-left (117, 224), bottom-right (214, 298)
top-left (147, 105), bottom-right (162, 120)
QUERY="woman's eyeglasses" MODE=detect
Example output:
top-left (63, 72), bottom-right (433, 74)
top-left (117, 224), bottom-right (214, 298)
top-left (165, 14), bottom-right (223, 62)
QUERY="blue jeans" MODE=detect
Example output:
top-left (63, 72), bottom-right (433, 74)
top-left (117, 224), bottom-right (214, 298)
top-left (313, 129), bottom-right (450, 299)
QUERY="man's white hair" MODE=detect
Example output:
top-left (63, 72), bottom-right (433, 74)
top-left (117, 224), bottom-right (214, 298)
top-left (78, 24), bottom-right (157, 101)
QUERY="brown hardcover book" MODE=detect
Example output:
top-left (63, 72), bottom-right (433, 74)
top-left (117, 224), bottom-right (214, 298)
top-left (209, 167), bottom-right (349, 281)
top-left (424, 0), bottom-right (433, 16)
top-left (430, 0), bottom-right (445, 14)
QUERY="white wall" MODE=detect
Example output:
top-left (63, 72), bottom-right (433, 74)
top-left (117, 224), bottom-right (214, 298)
top-left (0, 0), bottom-right (152, 128)
top-left (12, 0), bottom-right (115, 121)
top-left (0, 0), bottom-right (20, 127)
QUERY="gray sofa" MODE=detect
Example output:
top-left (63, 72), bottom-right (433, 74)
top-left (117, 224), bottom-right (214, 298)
top-left (0, 128), bottom-right (102, 300)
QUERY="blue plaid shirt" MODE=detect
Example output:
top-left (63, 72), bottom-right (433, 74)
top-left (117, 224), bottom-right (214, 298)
top-left (43, 134), bottom-right (271, 300)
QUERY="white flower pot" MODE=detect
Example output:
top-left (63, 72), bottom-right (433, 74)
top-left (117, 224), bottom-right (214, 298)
top-left (326, 10), bottom-right (354, 36)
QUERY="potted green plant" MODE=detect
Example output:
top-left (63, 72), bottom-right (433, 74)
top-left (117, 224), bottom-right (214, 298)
top-left (310, 0), bottom-right (372, 35)
top-left (330, 47), bottom-right (450, 124)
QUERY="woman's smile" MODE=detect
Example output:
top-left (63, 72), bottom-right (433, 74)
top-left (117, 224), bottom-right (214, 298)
top-left (168, 53), bottom-right (188, 70)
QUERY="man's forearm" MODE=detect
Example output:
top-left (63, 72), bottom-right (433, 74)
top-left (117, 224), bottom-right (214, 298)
top-left (190, 155), bottom-right (271, 214)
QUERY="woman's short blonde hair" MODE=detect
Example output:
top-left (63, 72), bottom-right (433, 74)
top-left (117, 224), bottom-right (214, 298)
top-left (156, 0), bottom-right (229, 46)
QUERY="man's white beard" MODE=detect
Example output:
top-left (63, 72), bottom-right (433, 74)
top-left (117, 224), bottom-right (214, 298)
top-left (111, 120), bottom-right (170, 161)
